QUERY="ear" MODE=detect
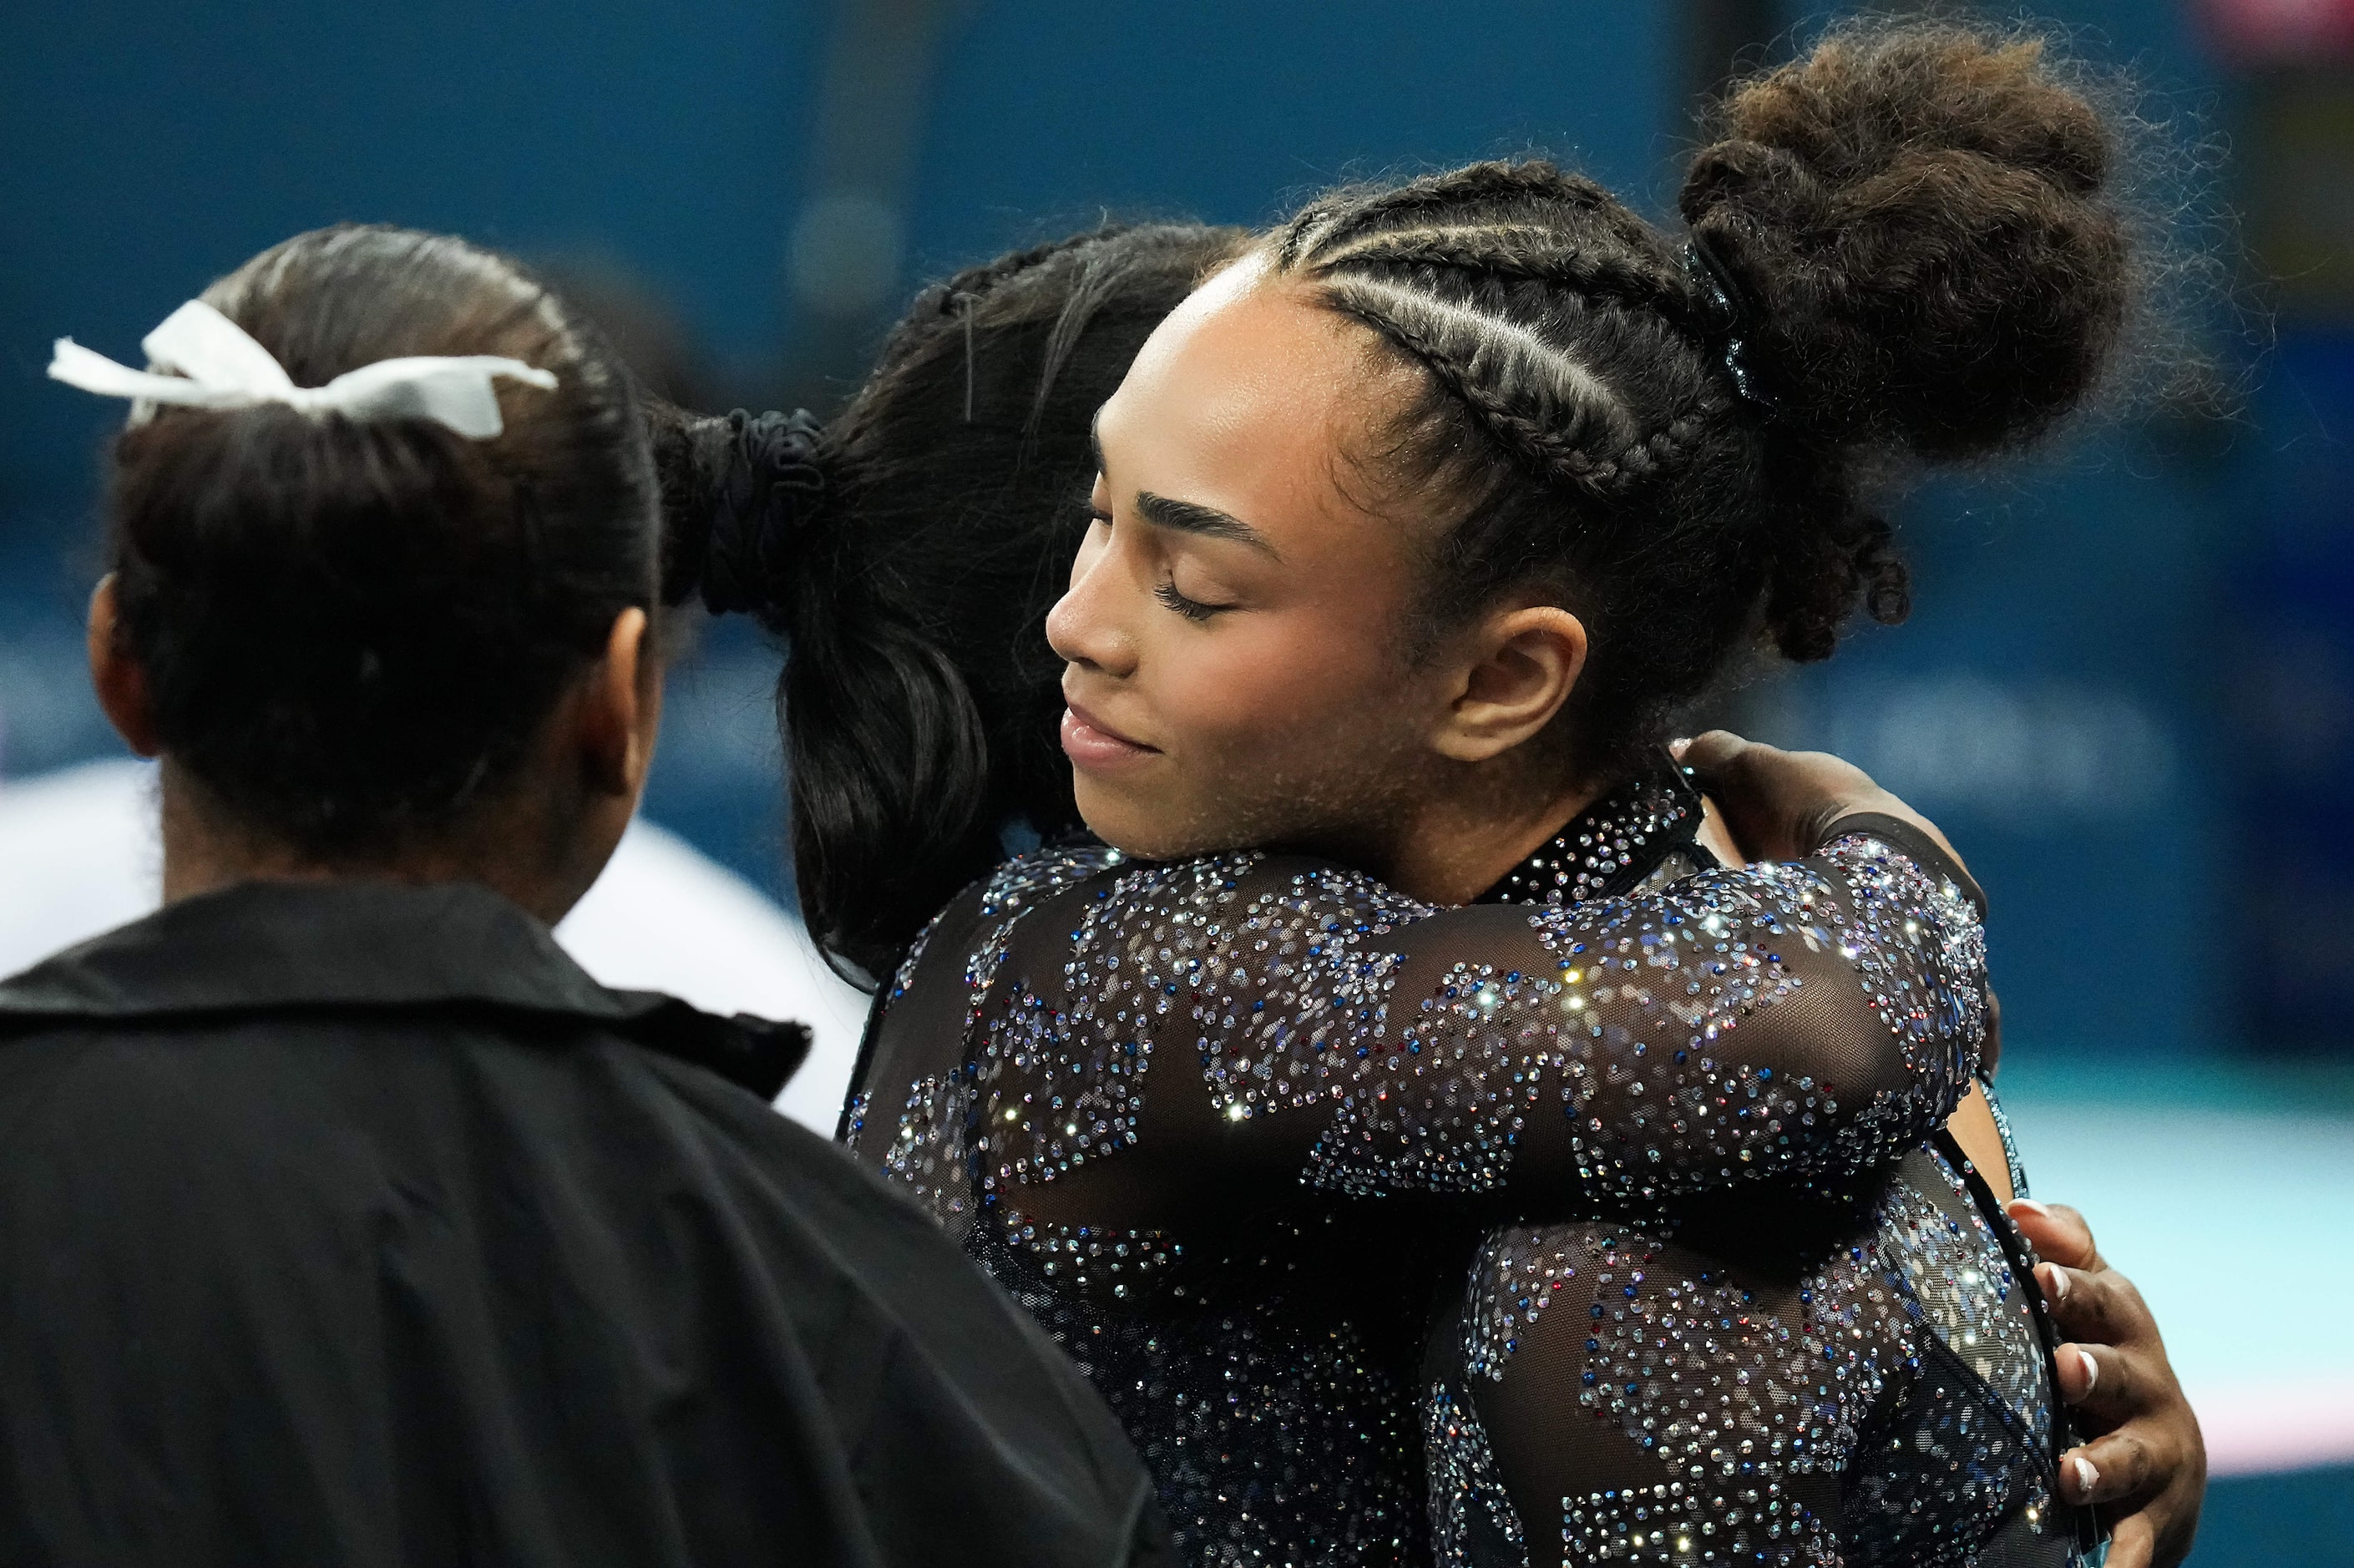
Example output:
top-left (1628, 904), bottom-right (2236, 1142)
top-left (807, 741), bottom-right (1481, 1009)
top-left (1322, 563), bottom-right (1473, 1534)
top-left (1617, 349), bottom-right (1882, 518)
top-left (87, 575), bottom-right (162, 758)
top-left (1428, 604), bottom-right (1587, 764)
top-left (576, 606), bottom-right (662, 799)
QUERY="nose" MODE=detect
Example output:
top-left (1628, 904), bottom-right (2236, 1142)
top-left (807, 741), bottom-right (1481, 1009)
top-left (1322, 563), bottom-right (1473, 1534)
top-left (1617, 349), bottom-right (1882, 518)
top-left (1046, 524), bottom-right (1137, 679)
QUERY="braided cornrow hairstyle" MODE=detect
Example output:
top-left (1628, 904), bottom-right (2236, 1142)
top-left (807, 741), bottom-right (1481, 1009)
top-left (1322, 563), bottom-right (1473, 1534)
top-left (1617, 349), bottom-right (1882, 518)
top-left (1267, 17), bottom-right (2147, 781)
top-left (654, 221), bottom-right (1249, 979)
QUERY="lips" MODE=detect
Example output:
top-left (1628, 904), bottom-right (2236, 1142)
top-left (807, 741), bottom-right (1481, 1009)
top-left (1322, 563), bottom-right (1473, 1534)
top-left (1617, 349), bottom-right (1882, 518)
top-left (1061, 697), bottom-right (1158, 772)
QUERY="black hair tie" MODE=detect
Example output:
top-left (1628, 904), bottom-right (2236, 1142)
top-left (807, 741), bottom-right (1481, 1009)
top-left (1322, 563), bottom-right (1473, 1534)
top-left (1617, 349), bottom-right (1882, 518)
top-left (700, 407), bottom-right (827, 616)
top-left (1681, 234), bottom-right (1779, 416)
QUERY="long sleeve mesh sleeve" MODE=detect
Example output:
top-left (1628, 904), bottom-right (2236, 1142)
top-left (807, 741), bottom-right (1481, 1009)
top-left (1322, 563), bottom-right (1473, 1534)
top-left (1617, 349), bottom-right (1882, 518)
top-left (904, 826), bottom-right (1986, 1225)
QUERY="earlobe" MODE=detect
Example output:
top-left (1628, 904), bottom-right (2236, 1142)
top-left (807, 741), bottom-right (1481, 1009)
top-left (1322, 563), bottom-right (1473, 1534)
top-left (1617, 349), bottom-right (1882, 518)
top-left (1432, 605), bottom-right (1587, 763)
top-left (87, 575), bottom-right (162, 758)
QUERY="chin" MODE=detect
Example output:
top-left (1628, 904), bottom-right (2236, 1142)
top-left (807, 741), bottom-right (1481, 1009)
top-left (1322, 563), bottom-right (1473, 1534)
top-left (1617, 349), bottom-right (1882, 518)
top-left (1071, 775), bottom-right (1207, 862)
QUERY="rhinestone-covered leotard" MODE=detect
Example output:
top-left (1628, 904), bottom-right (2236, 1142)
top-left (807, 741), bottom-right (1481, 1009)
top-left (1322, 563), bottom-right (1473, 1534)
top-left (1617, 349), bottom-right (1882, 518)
top-left (845, 761), bottom-right (1997, 1566)
top-left (1428, 769), bottom-right (2086, 1568)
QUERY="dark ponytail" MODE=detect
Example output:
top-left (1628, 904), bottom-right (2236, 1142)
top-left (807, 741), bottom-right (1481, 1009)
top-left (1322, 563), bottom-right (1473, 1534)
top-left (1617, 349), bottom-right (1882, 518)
top-left (1269, 17), bottom-right (2162, 779)
top-left (653, 222), bottom-right (1248, 980)
top-left (105, 225), bottom-right (657, 855)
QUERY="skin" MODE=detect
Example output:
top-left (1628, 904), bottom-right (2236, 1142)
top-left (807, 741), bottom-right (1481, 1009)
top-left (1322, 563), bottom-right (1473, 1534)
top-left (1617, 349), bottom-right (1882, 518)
top-left (1051, 253), bottom-right (1599, 903)
top-left (2012, 1198), bottom-right (2206, 1568)
top-left (87, 575), bottom-right (661, 925)
top-left (1055, 258), bottom-right (1967, 905)
top-left (1052, 249), bottom-right (2201, 1563)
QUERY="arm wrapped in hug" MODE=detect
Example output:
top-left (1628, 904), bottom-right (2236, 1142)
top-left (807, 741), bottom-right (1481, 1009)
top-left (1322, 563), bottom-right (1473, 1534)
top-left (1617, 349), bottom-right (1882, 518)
top-left (858, 822), bottom-right (1986, 1225)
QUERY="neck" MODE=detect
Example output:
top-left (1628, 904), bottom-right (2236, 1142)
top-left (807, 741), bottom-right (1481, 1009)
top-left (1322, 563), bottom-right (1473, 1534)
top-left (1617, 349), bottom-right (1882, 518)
top-left (1374, 762), bottom-right (1603, 907)
top-left (155, 758), bottom-right (601, 927)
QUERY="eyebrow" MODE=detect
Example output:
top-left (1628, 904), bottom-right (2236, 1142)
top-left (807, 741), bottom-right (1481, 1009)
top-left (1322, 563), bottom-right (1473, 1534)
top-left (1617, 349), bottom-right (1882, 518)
top-left (1134, 493), bottom-right (1280, 558)
top-left (1091, 412), bottom-right (1282, 559)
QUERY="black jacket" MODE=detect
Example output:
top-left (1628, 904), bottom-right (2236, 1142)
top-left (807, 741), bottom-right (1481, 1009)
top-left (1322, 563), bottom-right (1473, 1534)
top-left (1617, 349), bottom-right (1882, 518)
top-left (0, 879), bottom-right (1169, 1568)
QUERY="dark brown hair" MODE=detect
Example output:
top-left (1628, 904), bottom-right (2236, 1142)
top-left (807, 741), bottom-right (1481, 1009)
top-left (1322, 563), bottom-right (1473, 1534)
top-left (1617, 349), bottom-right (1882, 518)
top-left (1272, 18), bottom-right (2142, 779)
top-left (106, 224), bottom-right (657, 854)
top-left (665, 22), bottom-right (2181, 981)
top-left (651, 223), bottom-right (1249, 978)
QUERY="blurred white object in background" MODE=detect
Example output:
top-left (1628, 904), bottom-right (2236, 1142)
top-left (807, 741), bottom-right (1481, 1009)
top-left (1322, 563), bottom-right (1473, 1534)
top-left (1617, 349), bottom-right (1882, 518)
top-left (0, 758), bottom-right (868, 1133)
top-left (554, 810), bottom-right (872, 1133)
top-left (0, 759), bottom-right (154, 969)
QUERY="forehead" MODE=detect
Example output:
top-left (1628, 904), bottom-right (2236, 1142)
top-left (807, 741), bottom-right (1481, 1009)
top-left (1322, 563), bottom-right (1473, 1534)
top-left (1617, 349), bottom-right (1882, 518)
top-left (1096, 257), bottom-right (1390, 549)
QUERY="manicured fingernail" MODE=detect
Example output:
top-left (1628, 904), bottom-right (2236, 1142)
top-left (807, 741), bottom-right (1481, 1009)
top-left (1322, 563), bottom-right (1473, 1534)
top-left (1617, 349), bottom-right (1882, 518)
top-left (2076, 1348), bottom-right (2098, 1393)
top-left (2010, 1198), bottom-right (2051, 1220)
top-left (2038, 1262), bottom-right (2070, 1302)
top-left (2072, 1454), bottom-right (2099, 1498)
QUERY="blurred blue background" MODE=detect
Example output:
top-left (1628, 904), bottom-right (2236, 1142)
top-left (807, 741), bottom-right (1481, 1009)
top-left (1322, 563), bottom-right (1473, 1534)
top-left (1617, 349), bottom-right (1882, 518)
top-left (4, 0), bottom-right (2351, 1557)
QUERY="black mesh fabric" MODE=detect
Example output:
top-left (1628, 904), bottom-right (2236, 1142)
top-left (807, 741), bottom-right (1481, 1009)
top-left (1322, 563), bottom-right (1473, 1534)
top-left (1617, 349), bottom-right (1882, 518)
top-left (1425, 1145), bottom-right (2083, 1565)
top-left (1422, 798), bottom-right (2085, 1567)
top-left (844, 761), bottom-right (2001, 1566)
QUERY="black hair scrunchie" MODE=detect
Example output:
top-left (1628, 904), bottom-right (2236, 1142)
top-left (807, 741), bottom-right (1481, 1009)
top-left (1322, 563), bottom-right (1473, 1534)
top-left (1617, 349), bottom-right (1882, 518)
top-left (699, 407), bottom-right (827, 616)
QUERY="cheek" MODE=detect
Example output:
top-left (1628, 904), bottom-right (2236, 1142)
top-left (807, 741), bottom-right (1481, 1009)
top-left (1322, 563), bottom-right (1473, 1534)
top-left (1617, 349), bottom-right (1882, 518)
top-left (1162, 611), bottom-right (1416, 766)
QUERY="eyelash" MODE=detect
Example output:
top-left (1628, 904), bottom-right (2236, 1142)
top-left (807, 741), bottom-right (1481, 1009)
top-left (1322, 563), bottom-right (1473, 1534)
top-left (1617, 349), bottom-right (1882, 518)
top-left (1154, 579), bottom-right (1224, 622)
top-left (1088, 504), bottom-right (1231, 622)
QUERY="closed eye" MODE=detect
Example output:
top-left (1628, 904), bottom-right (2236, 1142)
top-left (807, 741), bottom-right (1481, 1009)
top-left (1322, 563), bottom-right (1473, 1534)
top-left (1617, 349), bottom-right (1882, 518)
top-left (1154, 578), bottom-right (1230, 622)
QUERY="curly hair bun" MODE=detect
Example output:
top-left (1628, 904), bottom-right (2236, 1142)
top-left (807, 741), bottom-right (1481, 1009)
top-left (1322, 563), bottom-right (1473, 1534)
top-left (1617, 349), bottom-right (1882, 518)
top-left (1680, 20), bottom-right (2130, 458)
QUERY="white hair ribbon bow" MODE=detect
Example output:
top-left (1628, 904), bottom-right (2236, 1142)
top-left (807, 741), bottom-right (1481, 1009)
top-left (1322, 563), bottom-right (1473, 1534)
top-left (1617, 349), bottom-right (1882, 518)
top-left (48, 300), bottom-right (558, 440)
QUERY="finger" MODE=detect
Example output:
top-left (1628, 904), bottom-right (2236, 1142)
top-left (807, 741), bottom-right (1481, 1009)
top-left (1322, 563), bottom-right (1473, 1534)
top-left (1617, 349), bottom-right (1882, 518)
top-left (2050, 1338), bottom-right (2096, 1405)
top-left (2053, 1339), bottom-right (2155, 1429)
top-left (1678, 733), bottom-right (1821, 860)
top-left (2038, 1262), bottom-right (2153, 1353)
top-left (2009, 1199), bottom-right (2106, 1272)
top-left (2103, 1512), bottom-right (2156, 1568)
top-left (1678, 734), bottom-right (1780, 861)
top-left (2060, 1426), bottom-right (2160, 1507)
top-left (1673, 729), bottom-right (1754, 777)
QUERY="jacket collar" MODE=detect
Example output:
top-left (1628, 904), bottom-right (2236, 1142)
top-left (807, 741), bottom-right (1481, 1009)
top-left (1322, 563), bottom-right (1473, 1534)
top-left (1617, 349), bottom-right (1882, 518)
top-left (0, 878), bottom-right (809, 1100)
